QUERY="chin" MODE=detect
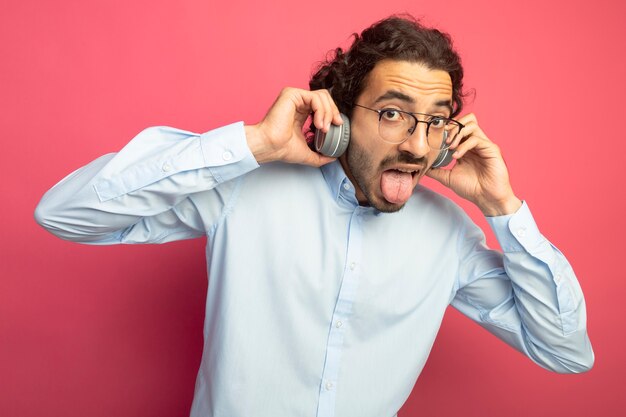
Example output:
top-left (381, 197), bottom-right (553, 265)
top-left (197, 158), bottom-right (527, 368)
top-left (376, 203), bottom-right (406, 213)
top-left (366, 194), bottom-right (407, 213)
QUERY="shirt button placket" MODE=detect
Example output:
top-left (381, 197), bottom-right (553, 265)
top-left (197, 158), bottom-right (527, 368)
top-left (316, 208), bottom-right (363, 417)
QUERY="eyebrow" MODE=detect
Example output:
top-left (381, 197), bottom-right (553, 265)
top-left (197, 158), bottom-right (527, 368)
top-left (433, 100), bottom-right (454, 115)
top-left (373, 90), bottom-right (454, 115)
top-left (373, 90), bottom-right (415, 104)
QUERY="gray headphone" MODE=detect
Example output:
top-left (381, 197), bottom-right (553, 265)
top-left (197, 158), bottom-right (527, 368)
top-left (314, 113), bottom-right (454, 168)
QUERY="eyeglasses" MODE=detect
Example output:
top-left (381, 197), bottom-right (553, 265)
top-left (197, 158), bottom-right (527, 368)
top-left (354, 104), bottom-right (464, 151)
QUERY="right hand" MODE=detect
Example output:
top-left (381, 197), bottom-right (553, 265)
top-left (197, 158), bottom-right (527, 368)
top-left (245, 87), bottom-right (343, 167)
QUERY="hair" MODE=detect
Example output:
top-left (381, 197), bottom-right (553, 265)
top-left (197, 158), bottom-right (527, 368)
top-left (308, 15), bottom-right (468, 138)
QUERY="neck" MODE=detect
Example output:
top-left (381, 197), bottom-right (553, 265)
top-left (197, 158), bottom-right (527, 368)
top-left (339, 155), bottom-right (368, 204)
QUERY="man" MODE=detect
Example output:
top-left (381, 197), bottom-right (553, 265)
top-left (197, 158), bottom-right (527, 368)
top-left (35, 15), bottom-right (593, 417)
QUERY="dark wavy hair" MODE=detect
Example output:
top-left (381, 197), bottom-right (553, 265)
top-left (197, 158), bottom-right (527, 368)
top-left (308, 15), bottom-right (467, 138)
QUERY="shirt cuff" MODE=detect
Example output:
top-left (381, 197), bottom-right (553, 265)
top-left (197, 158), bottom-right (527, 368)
top-left (201, 122), bottom-right (260, 184)
top-left (485, 201), bottom-right (545, 253)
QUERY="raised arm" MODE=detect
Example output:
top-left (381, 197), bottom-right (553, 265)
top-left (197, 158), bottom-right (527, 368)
top-left (35, 88), bottom-right (341, 244)
top-left (427, 113), bottom-right (593, 372)
top-left (34, 123), bottom-right (259, 244)
top-left (451, 203), bottom-right (594, 373)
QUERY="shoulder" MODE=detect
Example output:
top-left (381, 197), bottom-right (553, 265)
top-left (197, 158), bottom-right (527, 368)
top-left (245, 161), bottom-right (324, 186)
top-left (406, 185), bottom-right (486, 246)
top-left (406, 185), bottom-right (467, 221)
top-left (235, 162), bottom-right (329, 202)
top-left (389, 184), bottom-right (479, 239)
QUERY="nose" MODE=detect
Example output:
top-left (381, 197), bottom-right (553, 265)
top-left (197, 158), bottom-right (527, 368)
top-left (397, 121), bottom-right (431, 159)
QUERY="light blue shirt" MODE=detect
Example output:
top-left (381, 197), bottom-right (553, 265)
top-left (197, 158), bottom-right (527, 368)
top-left (35, 122), bottom-right (594, 417)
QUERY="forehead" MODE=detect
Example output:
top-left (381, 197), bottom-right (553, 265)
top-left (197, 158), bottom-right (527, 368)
top-left (359, 59), bottom-right (453, 106)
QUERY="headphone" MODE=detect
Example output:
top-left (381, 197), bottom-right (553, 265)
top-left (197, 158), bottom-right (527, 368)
top-left (314, 113), bottom-right (454, 168)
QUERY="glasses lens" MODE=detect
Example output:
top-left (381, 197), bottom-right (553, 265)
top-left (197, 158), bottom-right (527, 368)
top-left (378, 110), bottom-right (415, 144)
top-left (428, 119), bottom-right (461, 150)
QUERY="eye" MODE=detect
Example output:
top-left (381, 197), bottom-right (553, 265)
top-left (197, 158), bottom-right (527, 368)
top-left (380, 109), bottom-right (404, 122)
top-left (429, 117), bottom-right (446, 129)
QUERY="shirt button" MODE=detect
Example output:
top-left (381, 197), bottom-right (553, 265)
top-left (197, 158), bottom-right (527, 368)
top-left (349, 262), bottom-right (356, 271)
top-left (222, 151), bottom-right (233, 161)
top-left (325, 382), bottom-right (334, 391)
top-left (516, 228), bottom-right (526, 238)
top-left (335, 320), bottom-right (343, 328)
top-left (343, 183), bottom-right (350, 190)
top-left (554, 274), bottom-right (562, 284)
top-left (162, 162), bottom-right (172, 172)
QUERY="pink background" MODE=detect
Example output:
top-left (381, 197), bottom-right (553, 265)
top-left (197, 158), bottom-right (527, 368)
top-left (2, 0), bottom-right (625, 416)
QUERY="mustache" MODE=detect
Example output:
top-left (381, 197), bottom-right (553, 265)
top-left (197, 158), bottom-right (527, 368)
top-left (380, 154), bottom-right (427, 168)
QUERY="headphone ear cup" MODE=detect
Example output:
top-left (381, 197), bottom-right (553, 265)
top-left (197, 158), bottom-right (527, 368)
top-left (314, 114), bottom-right (350, 157)
top-left (431, 130), bottom-right (454, 168)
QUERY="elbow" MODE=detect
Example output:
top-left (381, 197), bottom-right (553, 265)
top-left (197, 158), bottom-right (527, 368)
top-left (526, 330), bottom-right (595, 374)
top-left (569, 348), bottom-right (595, 374)
top-left (554, 354), bottom-right (594, 375)
top-left (544, 339), bottom-right (595, 374)
top-left (34, 191), bottom-right (121, 245)
top-left (34, 196), bottom-right (61, 237)
top-left (560, 320), bottom-right (595, 375)
top-left (34, 194), bottom-right (78, 241)
top-left (34, 197), bottom-right (51, 230)
top-left (535, 350), bottom-right (594, 375)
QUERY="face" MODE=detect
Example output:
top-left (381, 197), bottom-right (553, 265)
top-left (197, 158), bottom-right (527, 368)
top-left (339, 59), bottom-right (454, 213)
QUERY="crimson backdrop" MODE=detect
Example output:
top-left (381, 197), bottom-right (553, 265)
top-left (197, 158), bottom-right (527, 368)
top-left (1, 0), bottom-right (624, 416)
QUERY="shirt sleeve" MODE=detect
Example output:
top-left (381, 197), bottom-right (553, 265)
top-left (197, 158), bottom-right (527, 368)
top-left (34, 122), bottom-right (259, 244)
top-left (450, 201), bottom-right (594, 373)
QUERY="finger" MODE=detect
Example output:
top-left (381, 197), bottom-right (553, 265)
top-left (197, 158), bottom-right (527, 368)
top-left (451, 135), bottom-right (480, 159)
top-left (447, 127), bottom-right (464, 149)
top-left (333, 112), bottom-right (344, 126)
top-left (286, 88), bottom-right (314, 126)
top-left (425, 166), bottom-right (451, 187)
top-left (325, 91), bottom-right (343, 126)
top-left (448, 113), bottom-right (492, 150)
top-left (321, 89), bottom-right (343, 127)
top-left (452, 135), bottom-right (495, 159)
top-left (310, 93), bottom-right (329, 132)
top-left (456, 113), bottom-right (478, 127)
top-left (309, 89), bottom-right (341, 131)
top-left (318, 91), bottom-right (335, 132)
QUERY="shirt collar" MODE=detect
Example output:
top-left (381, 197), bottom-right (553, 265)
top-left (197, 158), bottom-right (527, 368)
top-left (320, 160), bottom-right (382, 216)
top-left (320, 160), bottom-right (358, 206)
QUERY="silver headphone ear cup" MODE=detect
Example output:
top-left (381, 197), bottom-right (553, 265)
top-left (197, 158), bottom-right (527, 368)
top-left (431, 148), bottom-right (452, 168)
top-left (431, 130), bottom-right (453, 168)
top-left (314, 114), bottom-right (350, 157)
top-left (334, 114), bottom-right (350, 157)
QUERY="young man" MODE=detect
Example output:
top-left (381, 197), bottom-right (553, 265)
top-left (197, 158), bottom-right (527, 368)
top-left (35, 16), bottom-right (593, 417)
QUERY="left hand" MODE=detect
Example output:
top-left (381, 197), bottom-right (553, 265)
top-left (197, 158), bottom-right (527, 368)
top-left (426, 113), bottom-right (522, 216)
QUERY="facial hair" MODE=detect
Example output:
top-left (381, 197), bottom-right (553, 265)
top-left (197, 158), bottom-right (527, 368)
top-left (345, 140), bottom-right (428, 213)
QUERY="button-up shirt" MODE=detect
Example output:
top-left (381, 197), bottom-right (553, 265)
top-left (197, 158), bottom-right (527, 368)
top-left (35, 122), bottom-right (594, 417)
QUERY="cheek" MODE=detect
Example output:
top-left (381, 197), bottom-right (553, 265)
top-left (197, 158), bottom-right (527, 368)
top-left (357, 135), bottom-right (394, 160)
top-left (351, 123), bottom-right (398, 168)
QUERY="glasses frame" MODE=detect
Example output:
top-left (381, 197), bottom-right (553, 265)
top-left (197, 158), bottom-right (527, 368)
top-left (354, 104), bottom-right (465, 150)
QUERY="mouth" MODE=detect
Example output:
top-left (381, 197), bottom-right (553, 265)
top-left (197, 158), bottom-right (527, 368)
top-left (379, 165), bottom-right (423, 205)
top-left (384, 165), bottom-right (422, 179)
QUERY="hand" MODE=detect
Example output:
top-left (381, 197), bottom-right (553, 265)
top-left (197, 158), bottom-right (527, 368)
top-left (245, 87), bottom-right (343, 167)
top-left (426, 113), bottom-right (522, 216)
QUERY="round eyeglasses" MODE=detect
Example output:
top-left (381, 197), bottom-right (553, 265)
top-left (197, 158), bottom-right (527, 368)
top-left (354, 104), bottom-right (464, 151)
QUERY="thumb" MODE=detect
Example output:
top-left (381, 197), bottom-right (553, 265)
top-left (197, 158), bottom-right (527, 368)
top-left (425, 167), bottom-right (451, 187)
top-left (301, 149), bottom-right (337, 168)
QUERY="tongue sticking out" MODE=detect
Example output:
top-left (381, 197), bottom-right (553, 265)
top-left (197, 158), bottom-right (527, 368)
top-left (380, 170), bottom-right (413, 205)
